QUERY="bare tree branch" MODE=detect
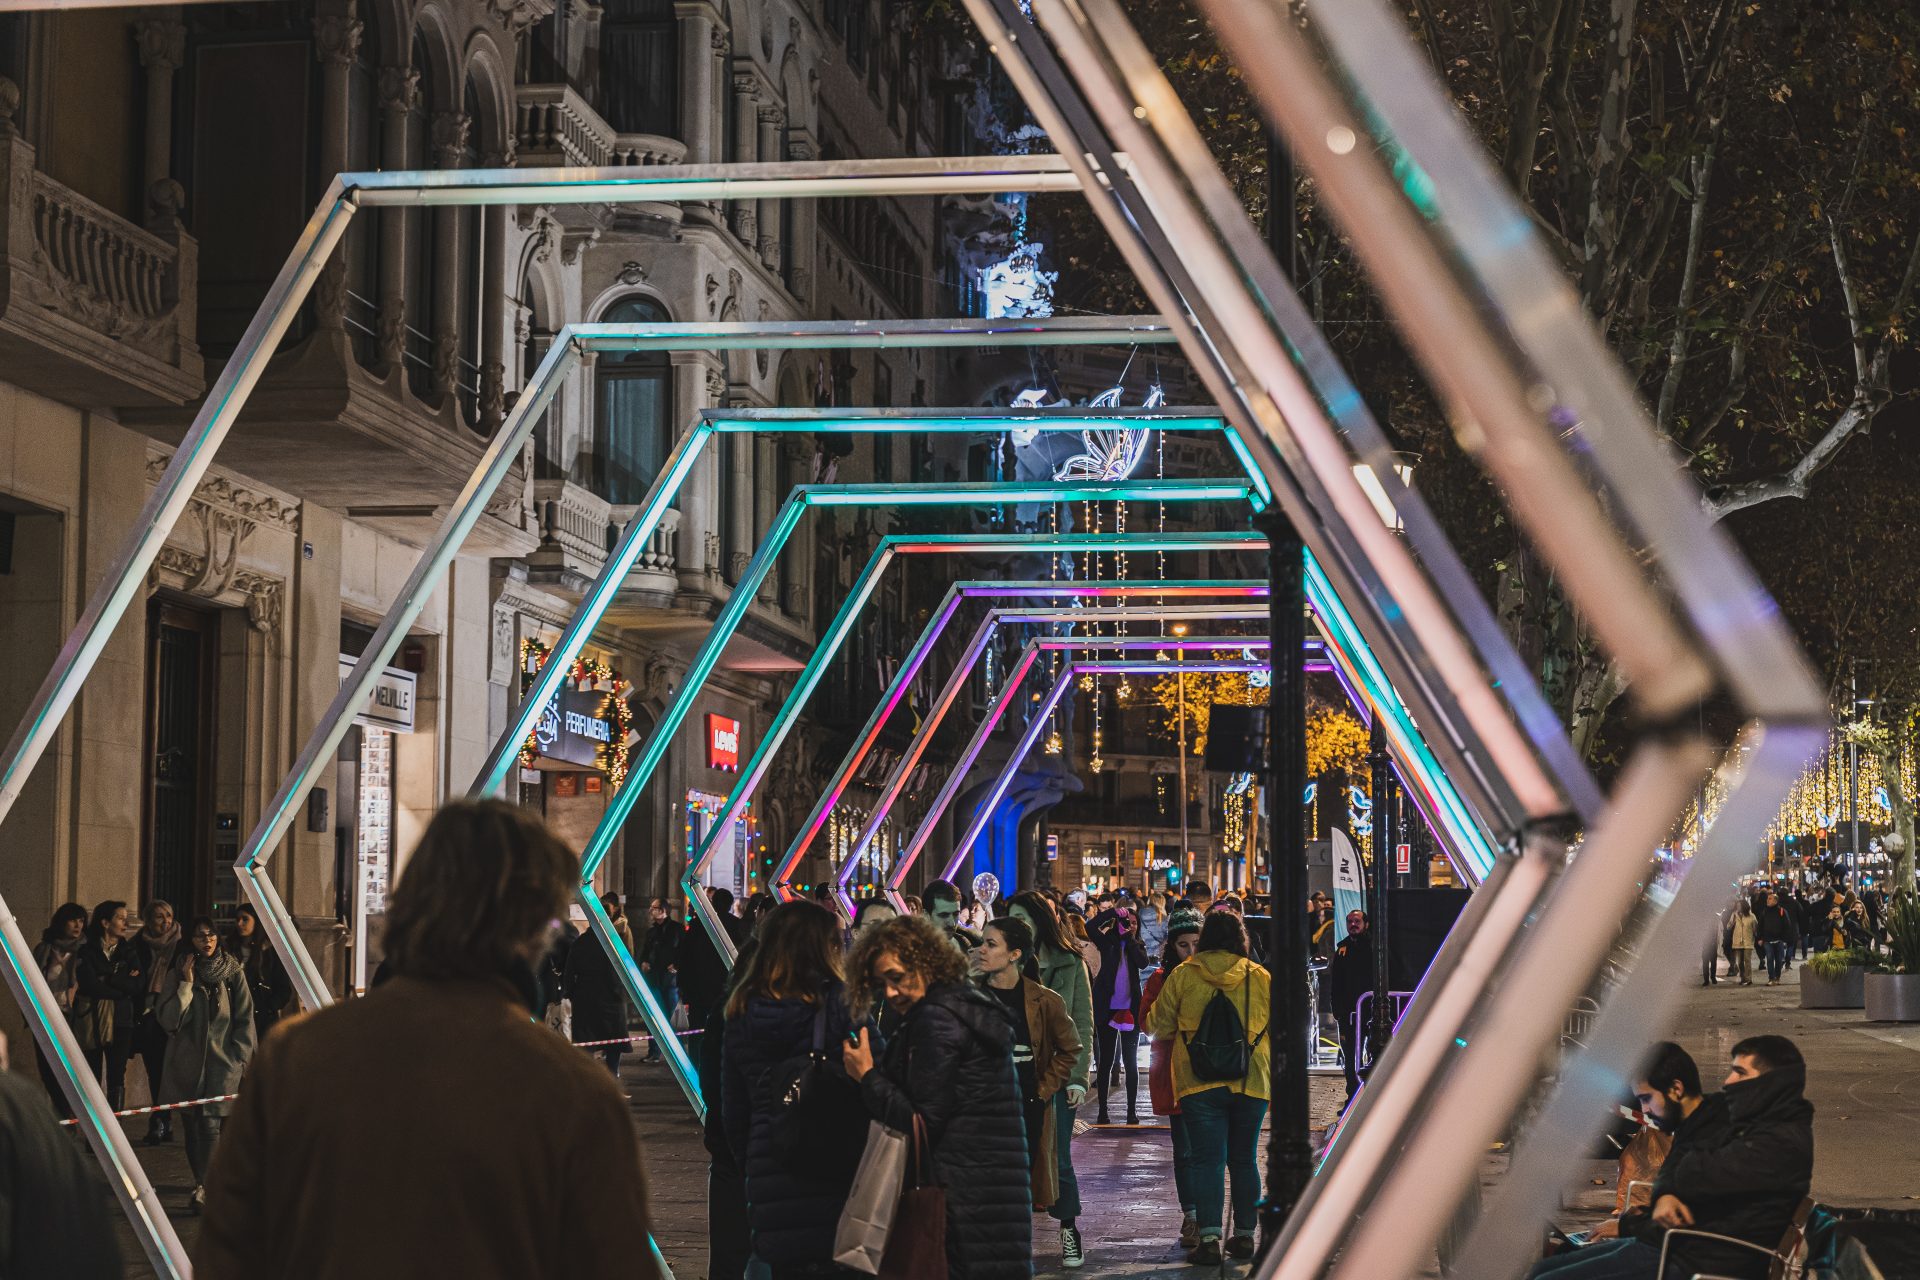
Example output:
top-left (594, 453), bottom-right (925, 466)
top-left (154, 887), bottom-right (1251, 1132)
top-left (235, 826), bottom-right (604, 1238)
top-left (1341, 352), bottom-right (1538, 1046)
top-left (1656, 127), bottom-right (1721, 430)
top-left (1830, 214), bottom-right (1872, 388)
top-left (1681, 268), bottom-right (1779, 452)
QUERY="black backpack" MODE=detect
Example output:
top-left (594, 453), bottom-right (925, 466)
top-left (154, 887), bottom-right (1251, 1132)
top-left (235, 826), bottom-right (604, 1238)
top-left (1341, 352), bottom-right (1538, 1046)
top-left (1182, 972), bottom-right (1263, 1083)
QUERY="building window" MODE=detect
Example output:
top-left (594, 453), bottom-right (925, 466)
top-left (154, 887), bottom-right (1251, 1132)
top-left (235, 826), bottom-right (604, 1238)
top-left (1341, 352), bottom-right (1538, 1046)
top-left (595, 296), bottom-right (672, 505)
top-left (344, 22), bottom-right (382, 368)
top-left (600, 0), bottom-right (678, 136)
top-left (402, 34), bottom-right (434, 401)
top-left (456, 75), bottom-right (484, 429)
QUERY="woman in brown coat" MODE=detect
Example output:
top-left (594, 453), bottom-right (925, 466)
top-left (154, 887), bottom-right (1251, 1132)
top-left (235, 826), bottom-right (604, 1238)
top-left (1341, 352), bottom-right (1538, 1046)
top-left (975, 916), bottom-right (1082, 1219)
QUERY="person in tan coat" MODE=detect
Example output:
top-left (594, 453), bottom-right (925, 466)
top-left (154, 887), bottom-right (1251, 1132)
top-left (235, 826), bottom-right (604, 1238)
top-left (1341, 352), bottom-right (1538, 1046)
top-left (973, 916), bottom-right (1082, 1209)
top-left (193, 800), bottom-right (658, 1280)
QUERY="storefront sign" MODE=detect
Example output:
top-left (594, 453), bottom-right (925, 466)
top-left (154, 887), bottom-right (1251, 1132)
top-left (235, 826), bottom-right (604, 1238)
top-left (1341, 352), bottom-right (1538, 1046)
top-left (1046, 833), bottom-right (1060, 861)
top-left (533, 688), bottom-right (617, 770)
top-left (337, 656), bottom-right (416, 734)
top-left (707, 714), bottom-right (741, 772)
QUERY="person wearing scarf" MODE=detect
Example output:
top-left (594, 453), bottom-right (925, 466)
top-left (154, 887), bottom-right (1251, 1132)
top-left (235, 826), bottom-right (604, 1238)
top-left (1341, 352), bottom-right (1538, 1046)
top-left (32, 903), bottom-right (89, 1116)
top-left (158, 917), bottom-right (256, 1214)
top-left (132, 900), bottom-right (183, 1144)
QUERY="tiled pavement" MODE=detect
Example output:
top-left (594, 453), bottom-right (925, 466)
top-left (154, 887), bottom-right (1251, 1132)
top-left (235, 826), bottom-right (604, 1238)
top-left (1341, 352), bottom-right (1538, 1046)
top-left (103, 960), bottom-right (1920, 1276)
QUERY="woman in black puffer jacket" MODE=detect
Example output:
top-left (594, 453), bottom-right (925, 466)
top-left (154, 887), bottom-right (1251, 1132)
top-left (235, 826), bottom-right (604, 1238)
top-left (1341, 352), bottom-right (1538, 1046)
top-left (722, 901), bottom-right (868, 1278)
top-left (845, 914), bottom-right (1032, 1280)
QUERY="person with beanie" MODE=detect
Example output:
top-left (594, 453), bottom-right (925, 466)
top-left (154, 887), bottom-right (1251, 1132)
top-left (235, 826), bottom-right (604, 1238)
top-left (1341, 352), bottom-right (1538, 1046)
top-left (1142, 907), bottom-right (1205, 1249)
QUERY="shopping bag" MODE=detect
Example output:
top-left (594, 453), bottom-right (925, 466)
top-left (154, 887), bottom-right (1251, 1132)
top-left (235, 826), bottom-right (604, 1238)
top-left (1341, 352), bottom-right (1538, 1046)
top-left (833, 1120), bottom-right (911, 1274)
top-left (878, 1117), bottom-right (946, 1280)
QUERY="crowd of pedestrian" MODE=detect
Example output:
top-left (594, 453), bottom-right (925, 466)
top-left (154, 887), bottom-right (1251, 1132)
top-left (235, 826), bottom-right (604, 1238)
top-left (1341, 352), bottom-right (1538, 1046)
top-left (1704, 875), bottom-right (1892, 986)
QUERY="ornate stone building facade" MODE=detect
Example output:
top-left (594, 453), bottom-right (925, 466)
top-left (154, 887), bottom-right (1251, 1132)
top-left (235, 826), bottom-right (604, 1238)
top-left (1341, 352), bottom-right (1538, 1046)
top-left (0, 0), bottom-right (969, 1033)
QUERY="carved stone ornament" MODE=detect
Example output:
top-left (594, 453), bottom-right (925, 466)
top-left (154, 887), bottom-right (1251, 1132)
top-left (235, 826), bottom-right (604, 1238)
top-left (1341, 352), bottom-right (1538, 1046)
top-left (617, 260), bottom-right (649, 286)
top-left (705, 273), bottom-right (721, 316)
top-left (489, 608), bottom-right (516, 685)
top-left (147, 449), bottom-right (302, 533)
top-left (378, 66), bottom-right (421, 114)
top-left (717, 269), bottom-right (743, 321)
top-left (706, 368), bottom-right (726, 402)
top-left (134, 18), bottom-right (187, 72)
top-left (431, 111), bottom-right (471, 166)
top-left (313, 13), bottom-right (365, 66)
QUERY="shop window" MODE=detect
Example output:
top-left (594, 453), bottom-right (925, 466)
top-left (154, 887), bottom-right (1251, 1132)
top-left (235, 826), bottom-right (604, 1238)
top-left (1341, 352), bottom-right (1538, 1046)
top-left (594, 296), bottom-right (672, 504)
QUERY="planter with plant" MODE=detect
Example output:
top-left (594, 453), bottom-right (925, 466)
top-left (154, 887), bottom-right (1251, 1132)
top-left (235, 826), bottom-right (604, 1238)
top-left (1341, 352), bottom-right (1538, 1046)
top-left (1865, 897), bottom-right (1920, 1022)
top-left (1801, 947), bottom-right (1870, 1008)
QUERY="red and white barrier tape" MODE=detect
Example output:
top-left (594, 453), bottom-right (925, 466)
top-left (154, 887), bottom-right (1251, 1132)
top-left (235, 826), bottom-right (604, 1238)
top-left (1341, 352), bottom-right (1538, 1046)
top-left (55, 1026), bottom-right (707, 1124)
top-left (58, 1093), bottom-right (238, 1127)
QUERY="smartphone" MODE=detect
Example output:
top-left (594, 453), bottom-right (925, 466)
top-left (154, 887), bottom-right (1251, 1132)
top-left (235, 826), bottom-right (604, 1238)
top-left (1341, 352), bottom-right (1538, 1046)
top-left (847, 1029), bottom-right (863, 1046)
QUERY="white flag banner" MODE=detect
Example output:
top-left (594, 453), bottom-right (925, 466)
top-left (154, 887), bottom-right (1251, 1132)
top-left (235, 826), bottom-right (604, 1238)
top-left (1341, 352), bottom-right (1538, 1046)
top-left (1332, 827), bottom-right (1369, 937)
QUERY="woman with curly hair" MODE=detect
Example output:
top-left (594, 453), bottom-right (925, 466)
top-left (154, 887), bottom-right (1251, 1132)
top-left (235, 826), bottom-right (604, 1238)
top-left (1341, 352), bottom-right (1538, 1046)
top-left (842, 914), bottom-right (1032, 1279)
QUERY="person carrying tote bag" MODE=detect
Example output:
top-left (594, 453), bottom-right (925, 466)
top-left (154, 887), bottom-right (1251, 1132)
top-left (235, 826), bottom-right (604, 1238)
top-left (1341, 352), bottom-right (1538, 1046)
top-left (843, 915), bottom-right (1032, 1280)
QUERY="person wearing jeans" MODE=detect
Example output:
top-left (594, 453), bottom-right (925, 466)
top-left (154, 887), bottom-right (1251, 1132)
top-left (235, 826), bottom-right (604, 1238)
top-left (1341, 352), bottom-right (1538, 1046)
top-left (1145, 910), bottom-right (1271, 1265)
top-left (1180, 1087), bottom-right (1267, 1249)
top-left (1756, 892), bottom-right (1795, 986)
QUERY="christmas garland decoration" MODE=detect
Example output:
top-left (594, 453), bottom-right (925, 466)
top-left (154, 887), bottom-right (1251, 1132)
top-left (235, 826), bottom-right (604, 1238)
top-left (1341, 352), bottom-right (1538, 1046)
top-left (518, 638), bottom-right (636, 790)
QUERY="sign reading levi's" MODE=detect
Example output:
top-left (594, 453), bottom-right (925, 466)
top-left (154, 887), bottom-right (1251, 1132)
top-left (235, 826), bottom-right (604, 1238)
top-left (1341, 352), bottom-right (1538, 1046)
top-left (707, 714), bottom-right (741, 771)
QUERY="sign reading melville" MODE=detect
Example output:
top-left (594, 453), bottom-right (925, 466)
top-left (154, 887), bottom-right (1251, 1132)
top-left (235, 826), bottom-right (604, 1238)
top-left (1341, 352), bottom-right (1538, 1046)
top-left (337, 656), bottom-right (417, 734)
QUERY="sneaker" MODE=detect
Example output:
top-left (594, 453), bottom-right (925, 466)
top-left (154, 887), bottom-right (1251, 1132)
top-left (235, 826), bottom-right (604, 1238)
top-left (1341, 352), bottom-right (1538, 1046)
top-left (1179, 1211), bottom-right (1200, 1249)
top-left (1226, 1234), bottom-right (1256, 1259)
top-left (187, 1185), bottom-right (206, 1215)
top-left (1186, 1237), bottom-right (1223, 1266)
top-left (1061, 1225), bottom-right (1086, 1269)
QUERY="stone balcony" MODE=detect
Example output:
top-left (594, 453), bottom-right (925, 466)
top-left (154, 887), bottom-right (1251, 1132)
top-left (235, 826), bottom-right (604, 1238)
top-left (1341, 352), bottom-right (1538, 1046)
top-left (526, 477), bottom-right (682, 601)
top-left (0, 83), bottom-right (202, 409)
top-left (515, 84), bottom-right (687, 170)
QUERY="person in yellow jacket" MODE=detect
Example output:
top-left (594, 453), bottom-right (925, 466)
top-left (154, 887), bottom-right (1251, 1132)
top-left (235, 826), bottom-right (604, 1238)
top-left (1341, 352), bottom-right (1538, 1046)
top-left (1146, 910), bottom-right (1271, 1266)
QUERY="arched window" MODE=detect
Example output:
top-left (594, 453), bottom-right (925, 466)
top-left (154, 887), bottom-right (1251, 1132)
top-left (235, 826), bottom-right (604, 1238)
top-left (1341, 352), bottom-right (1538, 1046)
top-left (402, 33), bottom-right (434, 400)
top-left (600, 0), bottom-right (678, 136)
top-left (595, 296), bottom-right (672, 504)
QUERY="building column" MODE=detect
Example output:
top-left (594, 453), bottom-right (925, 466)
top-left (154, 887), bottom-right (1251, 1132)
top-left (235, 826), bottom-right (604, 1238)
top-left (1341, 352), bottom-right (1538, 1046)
top-left (781, 436), bottom-right (812, 620)
top-left (430, 110), bottom-right (470, 405)
top-left (726, 396), bottom-right (754, 584)
top-left (668, 353), bottom-right (720, 594)
top-left (675, 3), bottom-right (715, 164)
top-left (376, 67), bottom-right (419, 371)
top-left (757, 105), bottom-right (784, 273)
top-left (574, 348), bottom-right (600, 486)
top-left (784, 132), bottom-right (817, 302)
top-left (729, 75), bottom-right (759, 246)
top-left (133, 17), bottom-right (185, 225)
top-left (752, 435), bottom-right (778, 605)
top-left (479, 144), bottom-right (512, 434)
top-left (311, 4), bottom-right (362, 334)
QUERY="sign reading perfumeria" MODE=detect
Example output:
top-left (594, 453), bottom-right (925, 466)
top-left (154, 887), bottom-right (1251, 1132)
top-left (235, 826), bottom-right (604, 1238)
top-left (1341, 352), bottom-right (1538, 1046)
top-left (533, 688), bottom-right (617, 771)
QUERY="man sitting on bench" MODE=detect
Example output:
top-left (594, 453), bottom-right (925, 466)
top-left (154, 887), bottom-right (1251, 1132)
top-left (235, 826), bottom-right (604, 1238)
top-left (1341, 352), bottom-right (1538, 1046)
top-left (1530, 1035), bottom-right (1814, 1278)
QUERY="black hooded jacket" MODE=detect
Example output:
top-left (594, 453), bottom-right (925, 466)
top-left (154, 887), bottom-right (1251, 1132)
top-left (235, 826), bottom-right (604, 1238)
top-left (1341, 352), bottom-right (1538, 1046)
top-left (1627, 1065), bottom-right (1814, 1279)
top-left (859, 981), bottom-right (1032, 1280)
top-left (722, 983), bottom-right (866, 1266)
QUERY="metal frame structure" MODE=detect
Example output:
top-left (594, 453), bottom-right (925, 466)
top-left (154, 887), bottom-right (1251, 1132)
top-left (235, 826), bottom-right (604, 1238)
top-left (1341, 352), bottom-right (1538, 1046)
top-left (0, 0), bottom-right (1827, 1253)
top-left (924, 653), bottom-right (1276, 890)
top-left (787, 581), bottom-right (1494, 919)
top-left (592, 531), bottom-right (1264, 986)
top-left (0, 154), bottom-right (1151, 1280)
top-left (777, 580), bottom-right (1273, 896)
top-left (959, 0), bottom-right (1827, 1274)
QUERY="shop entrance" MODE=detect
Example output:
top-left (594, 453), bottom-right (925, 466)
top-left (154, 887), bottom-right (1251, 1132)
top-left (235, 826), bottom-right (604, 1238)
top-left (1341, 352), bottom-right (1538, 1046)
top-left (143, 600), bottom-right (219, 915)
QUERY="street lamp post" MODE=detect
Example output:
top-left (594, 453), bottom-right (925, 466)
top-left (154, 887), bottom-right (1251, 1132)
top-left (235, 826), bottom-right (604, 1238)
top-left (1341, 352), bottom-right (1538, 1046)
top-left (1174, 622), bottom-right (1191, 881)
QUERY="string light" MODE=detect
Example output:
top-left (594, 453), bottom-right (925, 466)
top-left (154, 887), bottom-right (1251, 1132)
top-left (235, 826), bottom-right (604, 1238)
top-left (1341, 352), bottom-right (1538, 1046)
top-left (518, 638), bottom-right (635, 789)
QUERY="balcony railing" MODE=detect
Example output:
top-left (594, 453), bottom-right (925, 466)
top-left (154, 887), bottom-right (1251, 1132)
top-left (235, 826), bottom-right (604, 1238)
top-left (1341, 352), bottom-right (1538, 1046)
top-left (515, 85), bottom-right (688, 170)
top-left (0, 81), bottom-right (201, 408)
top-left (531, 480), bottom-right (683, 598)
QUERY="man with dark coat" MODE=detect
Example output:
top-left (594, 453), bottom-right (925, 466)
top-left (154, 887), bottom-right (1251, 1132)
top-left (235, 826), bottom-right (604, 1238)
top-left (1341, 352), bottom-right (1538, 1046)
top-left (1754, 892), bottom-right (1796, 985)
top-left (677, 887), bottom-right (743, 1034)
top-left (1623, 1036), bottom-right (1814, 1279)
top-left (564, 925), bottom-right (632, 1078)
top-left (0, 1033), bottom-right (121, 1279)
top-left (637, 898), bottom-right (683, 1062)
top-left (1326, 910), bottom-right (1372, 1106)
